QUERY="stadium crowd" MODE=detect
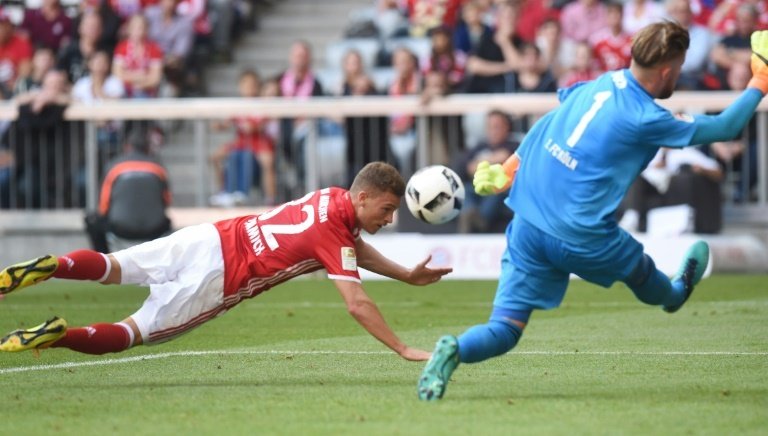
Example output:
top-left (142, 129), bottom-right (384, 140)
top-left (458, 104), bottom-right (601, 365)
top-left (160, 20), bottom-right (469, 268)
top-left (0, 0), bottom-right (762, 234)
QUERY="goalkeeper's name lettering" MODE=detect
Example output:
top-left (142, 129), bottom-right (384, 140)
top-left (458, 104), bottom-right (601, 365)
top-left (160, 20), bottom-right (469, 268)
top-left (544, 139), bottom-right (578, 170)
top-left (244, 217), bottom-right (266, 256)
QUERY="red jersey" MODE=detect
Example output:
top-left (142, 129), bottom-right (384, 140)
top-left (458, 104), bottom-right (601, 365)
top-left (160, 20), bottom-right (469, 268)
top-left (213, 187), bottom-right (361, 307)
top-left (113, 39), bottom-right (163, 96)
top-left (590, 30), bottom-right (632, 72)
top-left (228, 116), bottom-right (275, 154)
top-left (0, 34), bottom-right (33, 87)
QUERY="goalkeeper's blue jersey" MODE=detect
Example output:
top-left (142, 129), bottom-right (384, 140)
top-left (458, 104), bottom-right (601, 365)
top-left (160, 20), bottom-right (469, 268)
top-left (506, 69), bottom-right (700, 245)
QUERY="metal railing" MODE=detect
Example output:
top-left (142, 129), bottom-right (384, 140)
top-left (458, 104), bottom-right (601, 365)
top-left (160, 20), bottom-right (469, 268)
top-left (0, 92), bottom-right (765, 216)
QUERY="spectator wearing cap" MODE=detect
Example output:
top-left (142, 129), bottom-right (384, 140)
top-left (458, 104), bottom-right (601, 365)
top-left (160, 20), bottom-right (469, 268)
top-left (19, 0), bottom-right (73, 52)
top-left (0, 10), bottom-right (32, 99)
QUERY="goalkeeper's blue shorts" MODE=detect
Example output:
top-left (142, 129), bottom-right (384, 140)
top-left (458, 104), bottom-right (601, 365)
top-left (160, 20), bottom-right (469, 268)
top-left (492, 217), bottom-right (644, 311)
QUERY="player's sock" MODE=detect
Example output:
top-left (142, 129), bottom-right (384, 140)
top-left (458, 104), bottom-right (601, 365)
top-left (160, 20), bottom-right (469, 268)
top-left (50, 322), bottom-right (134, 355)
top-left (457, 309), bottom-right (527, 363)
top-left (53, 250), bottom-right (111, 282)
top-left (625, 254), bottom-right (684, 307)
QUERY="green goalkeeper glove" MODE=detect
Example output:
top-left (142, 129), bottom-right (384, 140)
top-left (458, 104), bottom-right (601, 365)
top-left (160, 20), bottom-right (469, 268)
top-left (473, 161), bottom-right (511, 196)
top-left (749, 30), bottom-right (768, 94)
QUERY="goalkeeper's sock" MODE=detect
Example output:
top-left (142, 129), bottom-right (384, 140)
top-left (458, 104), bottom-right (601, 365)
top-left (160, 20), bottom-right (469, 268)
top-left (457, 317), bottom-right (524, 363)
top-left (51, 322), bottom-right (134, 355)
top-left (625, 254), bottom-right (684, 307)
top-left (54, 250), bottom-right (111, 282)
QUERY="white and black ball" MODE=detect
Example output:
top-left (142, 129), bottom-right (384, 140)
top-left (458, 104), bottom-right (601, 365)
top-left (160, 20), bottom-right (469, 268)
top-left (405, 165), bottom-right (465, 225)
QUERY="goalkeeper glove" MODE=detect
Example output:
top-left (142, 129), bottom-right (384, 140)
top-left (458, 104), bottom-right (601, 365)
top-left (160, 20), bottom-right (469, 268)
top-left (473, 160), bottom-right (514, 196)
top-left (749, 30), bottom-right (768, 94)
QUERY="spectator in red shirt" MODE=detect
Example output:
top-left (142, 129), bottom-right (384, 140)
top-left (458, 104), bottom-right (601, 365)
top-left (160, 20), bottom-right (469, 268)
top-left (589, 1), bottom-right (632, 72)
top-left (516, 0), bottom-right (559, 43)
top-left (19, 0), bottom-right (73, 52)
top-left (0, 10), bottom-right (32, 99)
top-left (112, 14), bottom-right (163, 98)
top-left (210, 70), bottom-right (277, 207)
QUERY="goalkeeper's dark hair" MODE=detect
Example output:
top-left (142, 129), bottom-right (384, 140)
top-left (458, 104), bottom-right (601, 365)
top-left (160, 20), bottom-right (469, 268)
top-left (350, 162), bottom-right (406, 198)
top-left (631, 20), bottom-right (690, 68)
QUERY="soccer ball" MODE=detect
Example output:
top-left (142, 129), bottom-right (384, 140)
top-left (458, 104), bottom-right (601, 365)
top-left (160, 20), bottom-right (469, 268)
top-left (405, 165), bottom-right (465, 224)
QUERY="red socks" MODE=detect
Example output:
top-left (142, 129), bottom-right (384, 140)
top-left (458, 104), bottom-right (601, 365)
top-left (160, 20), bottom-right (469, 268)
top-left (54, 250), bottom-right (111, 282)
top-left (51, 323), bottom-right (134, 355)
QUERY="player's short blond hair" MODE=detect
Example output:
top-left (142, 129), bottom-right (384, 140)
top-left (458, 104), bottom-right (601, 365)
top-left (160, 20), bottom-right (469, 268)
top-left (350, 162), bottom-right (405, 198)
top-left (631, 20), bottom-right (690, 68)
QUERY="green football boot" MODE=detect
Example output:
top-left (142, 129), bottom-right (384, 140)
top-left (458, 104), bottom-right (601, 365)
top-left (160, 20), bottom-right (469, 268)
top-left (418, 335), bottom-right (460, 401)
top-left (664, 240), bottom-right (710, 313)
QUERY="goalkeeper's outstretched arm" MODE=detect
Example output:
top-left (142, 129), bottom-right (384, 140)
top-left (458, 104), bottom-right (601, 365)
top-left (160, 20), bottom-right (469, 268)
top-left (690, 30), bottom-right (768, 145)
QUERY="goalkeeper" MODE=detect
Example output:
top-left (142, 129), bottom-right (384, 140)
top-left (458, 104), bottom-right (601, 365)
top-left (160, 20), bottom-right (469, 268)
top-left (418, 22), bottom-right (768, 400)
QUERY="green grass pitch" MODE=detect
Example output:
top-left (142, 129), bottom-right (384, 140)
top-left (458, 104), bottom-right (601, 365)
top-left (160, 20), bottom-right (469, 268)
top-left (0, 275), bottom-right (766, 435)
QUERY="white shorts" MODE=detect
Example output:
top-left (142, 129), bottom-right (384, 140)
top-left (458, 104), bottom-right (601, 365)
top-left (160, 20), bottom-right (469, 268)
top-left (112, 223), bottom-right (227, 344)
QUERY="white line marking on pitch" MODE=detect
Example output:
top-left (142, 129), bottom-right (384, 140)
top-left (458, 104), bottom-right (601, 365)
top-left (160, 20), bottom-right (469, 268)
top-left (1, 349), bottom-right (766, 375)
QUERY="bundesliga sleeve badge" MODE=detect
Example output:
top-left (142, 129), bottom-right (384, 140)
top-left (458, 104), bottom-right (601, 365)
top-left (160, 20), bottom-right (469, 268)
top-left (340, 247), bottom-right (357, 271)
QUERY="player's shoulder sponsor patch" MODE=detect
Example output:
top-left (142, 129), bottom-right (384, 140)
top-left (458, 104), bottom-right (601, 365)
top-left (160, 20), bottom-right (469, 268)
top-left (341, 246), bottom-right (357, 271)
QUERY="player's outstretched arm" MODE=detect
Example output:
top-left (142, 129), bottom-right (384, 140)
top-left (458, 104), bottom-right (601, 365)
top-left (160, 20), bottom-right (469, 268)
top-left (334, 279), bottom-right (430, 361)
top-left (355, 239), bottom-right (452, 285)
top-left (748, 30), bottom-right (768, 94)
top-left (688, 31), bottom-right (768, 145)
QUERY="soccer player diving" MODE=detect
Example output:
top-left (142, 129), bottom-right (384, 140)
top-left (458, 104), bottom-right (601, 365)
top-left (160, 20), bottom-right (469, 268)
top-left (0, 162), bottom-right (450, 361)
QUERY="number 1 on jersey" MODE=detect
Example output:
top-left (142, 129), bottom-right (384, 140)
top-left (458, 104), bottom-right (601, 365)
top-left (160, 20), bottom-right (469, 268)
top-left (566, 91), bottom-right (611, 147)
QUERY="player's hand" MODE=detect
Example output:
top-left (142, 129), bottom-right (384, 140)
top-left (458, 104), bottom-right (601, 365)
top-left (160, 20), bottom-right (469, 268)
top-left (473, 161), bottom-right (510, 196)
top-left (406, 255), bottom-right (452, 286)
top-left (400, 347), bottom-right (431, 361)
top-left (749, 30), bottom-right (768, 94)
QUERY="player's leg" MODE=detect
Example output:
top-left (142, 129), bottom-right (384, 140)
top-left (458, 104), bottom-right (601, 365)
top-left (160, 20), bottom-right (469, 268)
top-left (456, 308), bottom-right (530, 363)
top-left (417, 310), bottom-right (530, 401)
top-left (112, 223), bottom-right (227, 346)
top-left (0, 316), bottom-right (139, 354)
top-left (418, 218), bottom-right (566, 401)
top-left (0, 249), bottom-right (119, 297)
top-left (622, 240), bottom-right (709, 313)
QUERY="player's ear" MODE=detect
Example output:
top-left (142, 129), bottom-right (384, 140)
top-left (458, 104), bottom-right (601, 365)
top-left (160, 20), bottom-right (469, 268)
top-left (356, 190), bottom-right (369, 205)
